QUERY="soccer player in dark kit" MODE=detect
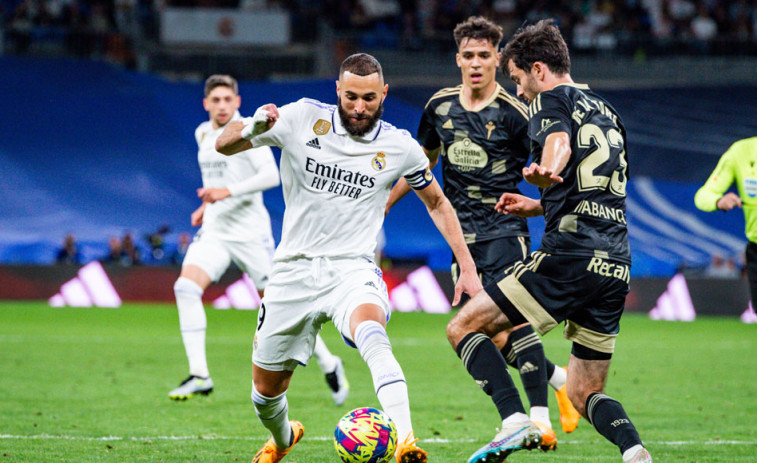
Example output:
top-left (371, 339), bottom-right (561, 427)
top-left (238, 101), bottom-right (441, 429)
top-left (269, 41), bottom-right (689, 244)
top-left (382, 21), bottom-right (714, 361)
top-left (445, 19), bottom-right (652, 463)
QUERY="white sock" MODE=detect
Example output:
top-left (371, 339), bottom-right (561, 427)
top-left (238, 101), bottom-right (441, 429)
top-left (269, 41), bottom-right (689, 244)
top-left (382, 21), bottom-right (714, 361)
top-left (251, 386), bottom-right (291, 449)
top-left (530, 406), bottom-right (551, 428)
top-left (549, 366), bottom-right (567, 390)
top-left (174, 277), bottom-right (209, 378)
top-left (355, 320), bottom-right (412, 440)
top-left (502, 412), bottom-right (530, 427)
top-left (622, 444), bottom-right (646, 463)
top-left (312, 333), bottom-right (338, 374)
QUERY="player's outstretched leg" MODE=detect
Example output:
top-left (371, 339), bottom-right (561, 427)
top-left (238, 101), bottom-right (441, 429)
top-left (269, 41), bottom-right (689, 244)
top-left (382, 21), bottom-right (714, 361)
top-left (504, 325), bottom-right (551, 427)
top-left (454, 331), bottom-right (553, 462)
top-left (353, 320), bottom-right (427, 463)
top-left (447, 292), bottom-right (556, 462)
top-left (170, 276), bottom-right (213, 400)
top-left (568, 354), bottom-right (651, 462)
top-left (312, 333), bottom-right (350, 405)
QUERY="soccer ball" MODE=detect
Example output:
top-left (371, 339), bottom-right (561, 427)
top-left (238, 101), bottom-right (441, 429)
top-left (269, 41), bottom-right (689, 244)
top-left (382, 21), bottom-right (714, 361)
top-left (334, 407), bottom-right (397, 463)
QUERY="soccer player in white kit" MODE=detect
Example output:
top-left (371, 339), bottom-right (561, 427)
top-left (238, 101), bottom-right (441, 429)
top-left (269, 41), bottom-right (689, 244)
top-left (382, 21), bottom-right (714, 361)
top-left (169, 75), bottom-right (350, 406)
top-left (216, 55), bottom-right (482, 463)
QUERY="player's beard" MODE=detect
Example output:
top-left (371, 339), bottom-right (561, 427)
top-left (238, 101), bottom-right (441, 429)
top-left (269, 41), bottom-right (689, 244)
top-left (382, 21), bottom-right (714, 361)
top-left (337, 97), bottom-right (384, 137)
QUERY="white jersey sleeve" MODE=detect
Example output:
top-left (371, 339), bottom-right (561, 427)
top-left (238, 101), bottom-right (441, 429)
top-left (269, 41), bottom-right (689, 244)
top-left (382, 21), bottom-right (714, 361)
top-left (250, 100), bottom-right (305, 149)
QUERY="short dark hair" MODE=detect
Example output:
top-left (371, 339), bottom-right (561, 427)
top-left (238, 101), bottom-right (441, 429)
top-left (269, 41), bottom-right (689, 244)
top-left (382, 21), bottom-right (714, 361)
top-left (501, 19), bottom-right (571, 77)
top-left (204, 74), bottom-right (238, 96)
top-left (453, 16), bottom-right (504, 50)
top-left (339, 53), bottom-right (383, 81)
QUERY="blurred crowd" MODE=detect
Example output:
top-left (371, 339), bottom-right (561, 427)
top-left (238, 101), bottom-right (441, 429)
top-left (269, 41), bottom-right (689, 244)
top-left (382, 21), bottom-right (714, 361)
top-left (55, 228), bottom-right (192, 267)
top-left (3, 0), bottom-right (757, 61)
top-left (318, 0), bottom-right (757, 54)
top-left (0, 0), bottom-right (155, 65)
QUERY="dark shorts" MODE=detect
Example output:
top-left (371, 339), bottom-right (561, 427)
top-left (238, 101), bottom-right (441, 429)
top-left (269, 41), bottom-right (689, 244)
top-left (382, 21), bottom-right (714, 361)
top-left (452, 235), bottom-right (531, 287)
top-left (485, 251), bottom-right (630, 355)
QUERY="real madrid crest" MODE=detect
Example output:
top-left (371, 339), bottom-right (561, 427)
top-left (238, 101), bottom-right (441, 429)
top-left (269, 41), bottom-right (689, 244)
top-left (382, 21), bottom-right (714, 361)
top-left (313, 119), bottom-right (331, 135)
top-left (372, 152), bottom-right (386, 171)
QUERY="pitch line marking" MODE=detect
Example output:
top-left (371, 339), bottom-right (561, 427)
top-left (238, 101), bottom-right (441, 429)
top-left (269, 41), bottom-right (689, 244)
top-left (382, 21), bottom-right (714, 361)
top-left (1, 435), bottom-right (756, 446)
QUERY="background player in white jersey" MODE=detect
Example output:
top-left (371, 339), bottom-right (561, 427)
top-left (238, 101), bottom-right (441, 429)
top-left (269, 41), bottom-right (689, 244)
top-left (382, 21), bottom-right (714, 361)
top-left (216, 54), bottom-right (482, 463)
top-left (169, 75), bottom-right (349, 406)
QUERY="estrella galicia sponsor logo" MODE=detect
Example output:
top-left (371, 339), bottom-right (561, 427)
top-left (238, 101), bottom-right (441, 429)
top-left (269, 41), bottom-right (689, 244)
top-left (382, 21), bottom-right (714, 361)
top-left (448, 138), bottom-right (487, 172)
top-left (372, 152), bottom-right (386, 171)
top-left (306, 157), bottom-right (376, 199)
top-left (745, 178), bottom-right (757, 197)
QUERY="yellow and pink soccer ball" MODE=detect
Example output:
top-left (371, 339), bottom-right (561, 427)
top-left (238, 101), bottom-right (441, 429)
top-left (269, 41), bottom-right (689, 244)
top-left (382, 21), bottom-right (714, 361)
top-left (334, 407), bottom-right (397, 463)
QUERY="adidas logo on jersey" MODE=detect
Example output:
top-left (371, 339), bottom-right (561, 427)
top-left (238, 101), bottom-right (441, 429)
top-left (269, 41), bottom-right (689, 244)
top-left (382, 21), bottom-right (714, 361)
top-left (306, 138), bottom-right (321, 149)
top-left (519, 361), bottom-right (539, 374)
top-left (364, 281), bottom-right (378, 289)
top-left (442, 119), bottom-right (454, 130)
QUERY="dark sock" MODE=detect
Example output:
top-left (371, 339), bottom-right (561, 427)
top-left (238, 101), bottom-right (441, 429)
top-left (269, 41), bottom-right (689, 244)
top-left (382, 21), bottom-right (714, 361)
top-left (509, 325), bottom-right (548, 407)
top-left (499, 337), bottom-right (517, 368)
top-left (545, 359), bottom-right (556, 380)
top-left (586, 393), bottom-right (643, 454)
top-left (457, 332), bottom-right (525, 420)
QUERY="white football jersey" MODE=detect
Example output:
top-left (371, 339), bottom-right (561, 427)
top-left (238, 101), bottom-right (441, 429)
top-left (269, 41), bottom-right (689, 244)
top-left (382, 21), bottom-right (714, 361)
top-left (251, 98), bottom-right (431, 261)
top-left (195, 112), bottom-right (276, 242)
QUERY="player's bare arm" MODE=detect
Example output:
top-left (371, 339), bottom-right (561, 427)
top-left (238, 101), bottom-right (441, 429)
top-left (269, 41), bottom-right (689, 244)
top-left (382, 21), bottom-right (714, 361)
top-left (494, 192), bottom-right (543, 217)
top-left (190, 202), bottom-right (206, 227)
top-left (415, 178), bottom-right (482, 304)
top-left (216, 104), bottom-right (279, 155)
top-left (385, 146), bottom-right (441, 216)
top-left (524, 131), bottom-right (570, 188)
top-left (717, 192), bottom-right (742, 211)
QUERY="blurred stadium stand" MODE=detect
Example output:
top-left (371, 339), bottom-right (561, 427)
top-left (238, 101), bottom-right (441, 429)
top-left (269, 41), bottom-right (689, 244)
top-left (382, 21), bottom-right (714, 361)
top-left (2, 1), bottom-right (757, 280)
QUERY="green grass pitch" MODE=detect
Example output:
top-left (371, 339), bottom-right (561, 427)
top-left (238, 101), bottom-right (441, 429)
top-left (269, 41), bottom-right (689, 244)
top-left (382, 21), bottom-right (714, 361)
top-left (1, 300), bottom-right (755, 462)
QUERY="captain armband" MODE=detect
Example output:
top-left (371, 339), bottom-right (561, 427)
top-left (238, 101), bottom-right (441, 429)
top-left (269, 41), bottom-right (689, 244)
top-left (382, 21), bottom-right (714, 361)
top-left (405, 167), bottom-right (434, 190)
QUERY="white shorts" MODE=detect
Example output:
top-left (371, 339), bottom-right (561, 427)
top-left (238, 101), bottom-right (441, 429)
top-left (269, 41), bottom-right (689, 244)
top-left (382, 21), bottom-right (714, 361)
top-left (252, 256), bottom-right (390, 371)
top-left (182, 231), bottom-right (274, 289)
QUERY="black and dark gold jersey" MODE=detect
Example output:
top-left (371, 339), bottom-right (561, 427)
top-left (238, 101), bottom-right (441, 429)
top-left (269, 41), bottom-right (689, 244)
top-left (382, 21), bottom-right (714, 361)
top-left (528, 83), bottom-right (630, 263)
top-left (418, 84), bottom-right (531, 243)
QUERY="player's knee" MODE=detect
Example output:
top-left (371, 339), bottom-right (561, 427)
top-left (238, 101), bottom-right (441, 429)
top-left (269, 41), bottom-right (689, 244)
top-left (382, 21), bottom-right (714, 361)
top-left (174, 276), bottom-right (203, 298)
top-left (252, 376), bottom-right (288, 398)
top-left (446, 313), bottom-right (467, 349)
top-left (355, 320), bottom-right (393, 362)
